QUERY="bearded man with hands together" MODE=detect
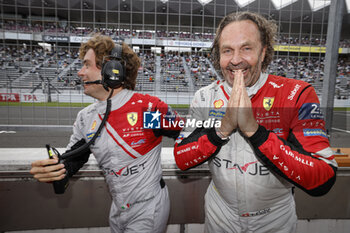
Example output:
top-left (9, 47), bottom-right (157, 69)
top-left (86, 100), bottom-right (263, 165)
top-left (174, 11), bottom-right (337, 233)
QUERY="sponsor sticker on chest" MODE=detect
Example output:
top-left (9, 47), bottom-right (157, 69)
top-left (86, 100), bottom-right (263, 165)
top-left (208, 98), bottom-right (226, 118)
top-left (254, 96), bottom-right (288, 138)
top-left (255, 97), bottom-right (281, 124)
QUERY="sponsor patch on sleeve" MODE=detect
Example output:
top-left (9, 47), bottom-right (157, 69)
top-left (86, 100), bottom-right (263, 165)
top-left (303, 128), bottom-right (328, 138)
top-left (86, 132), bottom-right (99, 139)
top-left (175, 133), bottom-right (186, 144)
top-left (177, 133), bottom-right (184, 141)
top-left (298, 103), bottom-right (324, 120)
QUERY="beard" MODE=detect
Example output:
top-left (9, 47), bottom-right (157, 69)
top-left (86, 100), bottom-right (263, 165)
top-left (222, 52), bottom-right (264, 87)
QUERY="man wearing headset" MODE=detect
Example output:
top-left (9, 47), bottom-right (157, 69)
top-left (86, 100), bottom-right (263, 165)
top-left (30, 34), bottom-right (182, 233)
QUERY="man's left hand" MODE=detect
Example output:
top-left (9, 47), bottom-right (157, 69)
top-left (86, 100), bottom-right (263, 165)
top-left (236, 70), bottom-right (259, 137)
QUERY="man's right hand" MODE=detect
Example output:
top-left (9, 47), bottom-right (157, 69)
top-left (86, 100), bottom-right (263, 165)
top-left (219, 70), bottom-right (243, 137)
top-left (30, 157), bottom-right (66, 183)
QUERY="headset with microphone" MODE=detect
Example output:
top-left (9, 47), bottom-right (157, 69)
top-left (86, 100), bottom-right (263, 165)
top-left (83, 80), bottom-right (102, 85)
top-left (101, 44), bottom-right (126, 90)
top-left (84, 44), bottom-right (126, 91)
top-left (47, 43), bottom-right (126, 194)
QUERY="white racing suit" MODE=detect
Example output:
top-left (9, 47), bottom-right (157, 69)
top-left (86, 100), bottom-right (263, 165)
top-left (174, 73), bottom-right (338, 233)
top-left (63, 89), bottom-right (182, 233)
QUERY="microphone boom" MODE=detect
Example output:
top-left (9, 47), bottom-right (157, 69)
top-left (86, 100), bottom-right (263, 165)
top-left (84, 80), bottom-right (102, 85)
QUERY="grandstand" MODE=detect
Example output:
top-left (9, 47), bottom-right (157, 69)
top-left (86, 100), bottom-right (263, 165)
top-left (0, 0), bottom-right (349, 103)
top-left (1, 41), bottom-right (349, 100)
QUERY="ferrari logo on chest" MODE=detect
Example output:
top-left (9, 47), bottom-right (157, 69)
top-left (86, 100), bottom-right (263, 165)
top-left (127, 112), bottom-right (138, 126)
top-left (263, 97), bottom-right (274, 111)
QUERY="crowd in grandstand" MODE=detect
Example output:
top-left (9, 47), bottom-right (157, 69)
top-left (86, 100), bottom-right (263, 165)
top-left (2, 20), bottom-right (350, 47)
top-left (184, 53), bottom-right (217, 87)
top-left (0, 42), bottom-right (349, 97)
top-left (159, 52), bottom-right (189, 92)
top-left (2, 20), bottom-right (94, 36)
top-left (268, 56), bottom-right (350, 82)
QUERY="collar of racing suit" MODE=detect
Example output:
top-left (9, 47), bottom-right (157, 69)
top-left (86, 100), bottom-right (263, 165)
top-left (95, 89), bottom-right (134, 114)
top-left (222, 72), bottom-right (268, 98)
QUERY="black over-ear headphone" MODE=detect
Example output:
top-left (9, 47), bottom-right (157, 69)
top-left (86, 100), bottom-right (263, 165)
top-left (101, 44), bottom-right (126, 90)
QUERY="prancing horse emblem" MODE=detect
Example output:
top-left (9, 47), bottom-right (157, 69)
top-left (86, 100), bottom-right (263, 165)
top-left (263, 97), bottom-right (275, 111)
top-left (127, 112), bottom-right (138, 126)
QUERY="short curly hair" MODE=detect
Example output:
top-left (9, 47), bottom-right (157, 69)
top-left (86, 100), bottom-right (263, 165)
top-left (79, 34), bottom-right (140, 90)
top-left (211, 11), bottom-right (277, 74)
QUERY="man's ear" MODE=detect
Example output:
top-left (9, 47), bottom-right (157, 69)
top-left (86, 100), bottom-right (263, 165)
top-left (261, 46), bottom-right (267, 61)
top-left (96, 61), bottom-right (103, 70)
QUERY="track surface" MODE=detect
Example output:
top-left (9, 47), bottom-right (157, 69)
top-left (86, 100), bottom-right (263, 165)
top-left (0, 106), bottom-right (349, 148)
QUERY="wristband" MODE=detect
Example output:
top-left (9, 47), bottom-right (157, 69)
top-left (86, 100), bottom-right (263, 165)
top-left (215, 127), bottom-right (231, 141)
